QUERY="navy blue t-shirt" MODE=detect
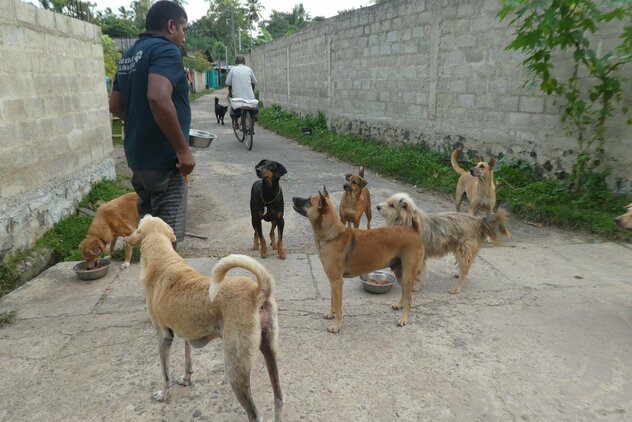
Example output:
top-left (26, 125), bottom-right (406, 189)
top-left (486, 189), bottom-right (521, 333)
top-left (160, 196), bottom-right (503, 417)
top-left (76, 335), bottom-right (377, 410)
top-left (113, 33), bottom-right (191, 170)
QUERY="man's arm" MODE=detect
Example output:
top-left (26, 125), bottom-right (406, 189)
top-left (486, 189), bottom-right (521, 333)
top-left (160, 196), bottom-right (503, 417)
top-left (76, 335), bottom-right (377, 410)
top-left (109, 90), bottom-right (125, 120)
top-left (147, 73), bottom-right (195, 176)
top-left (227, 84), bottom-right (232, 98)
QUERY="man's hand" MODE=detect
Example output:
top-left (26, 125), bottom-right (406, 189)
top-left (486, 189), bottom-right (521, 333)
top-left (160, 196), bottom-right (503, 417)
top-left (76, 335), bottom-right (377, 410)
top-left (176, 149), bottom-right (195, 176)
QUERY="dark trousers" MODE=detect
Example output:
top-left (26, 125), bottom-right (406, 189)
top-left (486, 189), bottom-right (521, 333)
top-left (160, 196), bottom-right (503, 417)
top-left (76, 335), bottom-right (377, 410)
top-left (131, 168), bottom-right (187, 243)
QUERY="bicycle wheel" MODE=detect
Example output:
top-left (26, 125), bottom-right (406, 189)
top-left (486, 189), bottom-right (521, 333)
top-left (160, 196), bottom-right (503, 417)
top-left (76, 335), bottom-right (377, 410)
top-left (244, 110), bottom-right (254, 151)
top-left (233, 113), bottom-right (245, 143)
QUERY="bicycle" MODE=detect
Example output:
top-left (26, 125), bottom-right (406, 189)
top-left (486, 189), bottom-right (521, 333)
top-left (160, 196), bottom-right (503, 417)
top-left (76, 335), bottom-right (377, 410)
top-left (230, 98), bottom-right (259, 151)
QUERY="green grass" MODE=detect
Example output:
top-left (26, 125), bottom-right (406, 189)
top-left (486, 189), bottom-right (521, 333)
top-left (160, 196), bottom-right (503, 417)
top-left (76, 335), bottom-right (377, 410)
top-left (0, 177), bottom-right (137, 299)
top-left (190, 88), bottom-right (214, 103)
top-left (36, 177), bottom-right (137, 262)
top-left (259, 104), bottom-right (632, 242)
top-left (0, 310), bottom-right (16, 326)
top-left (111, 118), bottom-right (123, 146)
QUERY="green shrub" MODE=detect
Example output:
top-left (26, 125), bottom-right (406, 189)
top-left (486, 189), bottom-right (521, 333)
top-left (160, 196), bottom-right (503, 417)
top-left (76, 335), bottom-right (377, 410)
top-left (259, 104), bottom-right (632, 241)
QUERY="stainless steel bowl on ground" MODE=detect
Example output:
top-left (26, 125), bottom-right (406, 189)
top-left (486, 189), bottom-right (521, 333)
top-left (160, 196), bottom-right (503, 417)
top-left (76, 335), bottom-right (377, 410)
top-left (73, 259), bottom-right (111, 280)
top-left (189, 130), bottom-right (217, 148)
top-left (361, 270), bottom-right (396, 294)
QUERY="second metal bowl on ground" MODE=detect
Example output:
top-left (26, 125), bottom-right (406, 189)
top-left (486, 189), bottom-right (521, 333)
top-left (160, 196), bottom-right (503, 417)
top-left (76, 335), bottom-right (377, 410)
top-left (361, 270), bottom-right (396, 294)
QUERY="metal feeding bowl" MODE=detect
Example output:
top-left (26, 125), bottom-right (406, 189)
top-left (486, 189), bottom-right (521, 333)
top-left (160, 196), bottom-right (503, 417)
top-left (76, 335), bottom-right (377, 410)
top-left (189, 129), bottom-right (216, 148)
top-left (72, 259), bottom-right (111, 280)
top-left (361, 270), bottom-right (396, 294)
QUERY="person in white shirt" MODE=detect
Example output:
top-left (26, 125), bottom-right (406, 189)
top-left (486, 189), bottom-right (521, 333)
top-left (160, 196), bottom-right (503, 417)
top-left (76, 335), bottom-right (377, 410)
top-left (226, 55), bottom-right (258, 131)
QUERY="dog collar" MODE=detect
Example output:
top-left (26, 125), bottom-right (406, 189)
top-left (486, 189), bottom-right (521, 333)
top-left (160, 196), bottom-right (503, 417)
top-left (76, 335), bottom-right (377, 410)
top-left (261, 187), bottom-right (281, 205)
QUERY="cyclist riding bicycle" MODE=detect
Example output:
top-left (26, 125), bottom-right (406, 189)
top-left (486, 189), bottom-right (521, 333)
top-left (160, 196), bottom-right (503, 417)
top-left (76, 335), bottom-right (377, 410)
top-left (226, 55), bottom-right (258, 133)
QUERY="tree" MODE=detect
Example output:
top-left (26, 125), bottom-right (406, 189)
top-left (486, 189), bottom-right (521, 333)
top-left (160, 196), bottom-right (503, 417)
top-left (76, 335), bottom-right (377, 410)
top-left (102, 34), bottom-right (121, 80)
top-left (96, 8), bottom-right (140, 38)
top-left (262, 3), bottom-right (314, 40)
top-left (203, 0), bottom-right (247, 61)
top-left (498, 0), bottom-right (632, 193)
top-left (39, 0), bottom-right (96, 22)
top-left (245, 0), bottom-right (264, 48)
top-left (246, 0), bottom-right (264, 28)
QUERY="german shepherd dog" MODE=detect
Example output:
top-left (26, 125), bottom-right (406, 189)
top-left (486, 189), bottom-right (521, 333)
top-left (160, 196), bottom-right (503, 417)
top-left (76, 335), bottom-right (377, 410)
top-left (125, 215), bottom-right (283, 422)
top-left (377, 192), bottom-right (511, 294)
top-left (293, 187), bottom-right (424, 333)
top-left (214, 96), bottom-right (228, 125)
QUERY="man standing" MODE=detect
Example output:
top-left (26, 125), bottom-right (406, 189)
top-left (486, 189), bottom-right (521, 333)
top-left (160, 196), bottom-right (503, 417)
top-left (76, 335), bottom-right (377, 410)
top-left (109, 0), bottom-right (194, 247)
top-left (226, 55), bottom-right (258, 131)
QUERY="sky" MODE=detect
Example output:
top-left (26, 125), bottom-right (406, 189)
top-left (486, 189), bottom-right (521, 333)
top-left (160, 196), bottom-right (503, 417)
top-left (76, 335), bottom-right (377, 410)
top-left (83, 0), bottom-right (374, 22)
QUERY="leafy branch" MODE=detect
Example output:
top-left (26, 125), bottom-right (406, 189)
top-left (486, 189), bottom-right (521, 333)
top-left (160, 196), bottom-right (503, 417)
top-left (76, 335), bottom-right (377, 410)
top-left (498, 0), bottom-right (632, 193)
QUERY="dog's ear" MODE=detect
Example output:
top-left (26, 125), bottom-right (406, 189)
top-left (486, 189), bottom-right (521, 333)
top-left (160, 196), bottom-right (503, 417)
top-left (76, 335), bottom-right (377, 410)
top-left (318, 191), bottom-right (328, 210)
top-left (322, 185), bottom-right (329, 197)
top-left (488, 158), bottom-right (496, 169)
top-left (344, 173), bottom-right (352, 181)
top-left (168, 228), bottom-right (177, 243)
top-left (276, 163), bottom-right (287, 177)
top-left (359, 178), bottom-right (368, 188)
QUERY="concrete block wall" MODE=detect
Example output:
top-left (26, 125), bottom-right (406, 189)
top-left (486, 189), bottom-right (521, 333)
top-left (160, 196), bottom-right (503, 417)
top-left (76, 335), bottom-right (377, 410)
top-left (0, 0), bottom-right (114, 258)
top-left (249, 0), bottom-right (631, 192)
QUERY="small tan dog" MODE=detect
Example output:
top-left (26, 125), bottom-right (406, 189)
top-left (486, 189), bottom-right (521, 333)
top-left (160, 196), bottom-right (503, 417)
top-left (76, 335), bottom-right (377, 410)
top-left (79, 191), bottom-right (140, 269)
top-left (124, 215), bottom-right (283, 422)
top-left (339, 165), bottom-right (372, 229)
top-left (377, 192), bottom-right (511, 294)
top-left (293, 187), bottom-right (424, 333)
top-left (451, 147), bottom-right (497, 216)
top-left (615, 203), bottom-right (632, 230)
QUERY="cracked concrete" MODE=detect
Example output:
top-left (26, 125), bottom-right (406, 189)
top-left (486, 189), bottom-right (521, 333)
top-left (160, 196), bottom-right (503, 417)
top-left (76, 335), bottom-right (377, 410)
top-left (1, 90), bottom-right (631, 421)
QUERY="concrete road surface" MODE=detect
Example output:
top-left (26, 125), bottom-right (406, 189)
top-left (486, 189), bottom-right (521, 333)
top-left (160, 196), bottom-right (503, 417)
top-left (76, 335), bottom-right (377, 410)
top-left (1, 89), bottom-right (631, 422)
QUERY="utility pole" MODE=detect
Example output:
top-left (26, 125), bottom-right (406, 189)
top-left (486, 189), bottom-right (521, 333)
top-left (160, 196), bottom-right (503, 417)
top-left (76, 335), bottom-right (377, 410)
top-left (230, 8), bottom-right (236, 61)
top-left (238, 28), bottom-right (242, 52)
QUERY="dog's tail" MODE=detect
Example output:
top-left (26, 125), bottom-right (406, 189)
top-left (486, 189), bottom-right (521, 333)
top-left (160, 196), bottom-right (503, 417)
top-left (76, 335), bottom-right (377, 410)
top-left (209, 254), bottom-right (274, 303)
top-left (481, 208), bottom-right (511, 242)
top-left (359, 165), bottom-right (365, 178)
top-left (451, 148), bottom-right (467, 175)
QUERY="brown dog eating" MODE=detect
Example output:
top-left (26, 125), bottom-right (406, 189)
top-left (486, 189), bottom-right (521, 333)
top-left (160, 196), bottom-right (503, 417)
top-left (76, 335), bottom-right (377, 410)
top-left (293, 187), bottom-right (424, 333)
top-left (124, 215), bottom-right (283, 422)
top-left (339, 165), bottom-right (372, 229)
top-left (79, 191), bottom-right (140, 270)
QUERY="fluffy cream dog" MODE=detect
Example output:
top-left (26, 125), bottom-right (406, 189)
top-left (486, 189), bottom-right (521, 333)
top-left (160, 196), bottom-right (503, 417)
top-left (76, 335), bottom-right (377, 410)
top-left (377, 192), bottom-right (510, 294)
top-left (125, 215), bottom-right (283, 422)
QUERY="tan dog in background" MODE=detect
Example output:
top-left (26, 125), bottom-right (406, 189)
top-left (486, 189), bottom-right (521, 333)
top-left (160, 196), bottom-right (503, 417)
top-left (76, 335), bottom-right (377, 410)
top-left (451, 147), bottom-right (497, 216)
top-left (615, 203), bottom-right (632, 230)
top-left (339, 165), bottom-right (372, 229)
top-left (79, 191), bottom-right (140, 269)
top-left (377, 192), bottom-right (511, 294)
top-left (125, 215), bottom-right (283, 422)
top-left (293, 187), bottom-right (424, 333)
